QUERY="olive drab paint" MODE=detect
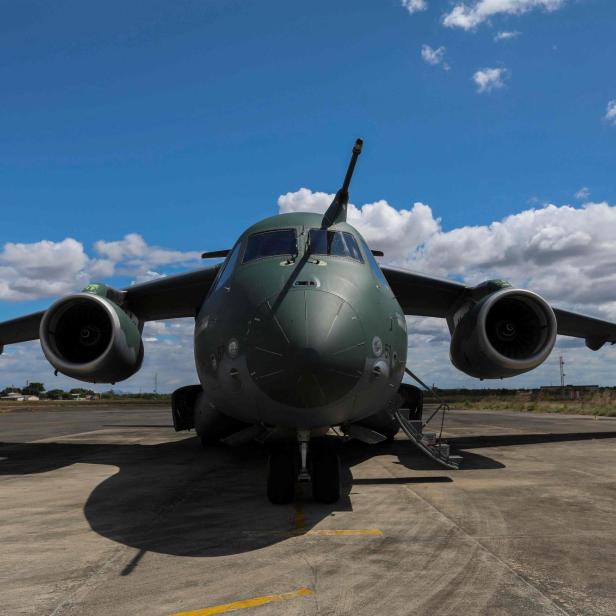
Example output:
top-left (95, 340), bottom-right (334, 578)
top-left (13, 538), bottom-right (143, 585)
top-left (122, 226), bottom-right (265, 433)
top-left (194, 212), bottom-right (408, 429)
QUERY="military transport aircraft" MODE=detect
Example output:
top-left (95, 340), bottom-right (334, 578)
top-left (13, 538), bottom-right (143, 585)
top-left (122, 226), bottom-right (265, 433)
top-left (1, 139), bottom-right (615, 504)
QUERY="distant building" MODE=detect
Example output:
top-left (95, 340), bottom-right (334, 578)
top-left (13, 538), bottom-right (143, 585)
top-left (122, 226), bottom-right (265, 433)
top-left (0, 392), bottom-right (39, 401)
top-left (69, 393), bottom-right (99, 401)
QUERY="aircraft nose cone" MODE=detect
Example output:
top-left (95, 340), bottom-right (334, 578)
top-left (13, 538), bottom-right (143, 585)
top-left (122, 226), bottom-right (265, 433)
top-left (246, 290), bottom-right (367, 408)
top-left (294, 346), bottom-right (321, 370)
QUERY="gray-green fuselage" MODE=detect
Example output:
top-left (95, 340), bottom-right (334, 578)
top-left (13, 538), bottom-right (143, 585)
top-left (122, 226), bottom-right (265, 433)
top-left (194, 212), bottom-right (408, 430)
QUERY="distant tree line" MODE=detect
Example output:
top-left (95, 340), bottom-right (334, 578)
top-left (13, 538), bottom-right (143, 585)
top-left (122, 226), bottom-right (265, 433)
top-left (0, 383), bottom-right (169, 400)
top-left (98, 390), bottom-right (170, 400)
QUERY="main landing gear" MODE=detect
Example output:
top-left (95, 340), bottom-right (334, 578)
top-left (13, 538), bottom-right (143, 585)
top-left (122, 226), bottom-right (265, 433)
top-left (266, 430), bottom-right (340, 505)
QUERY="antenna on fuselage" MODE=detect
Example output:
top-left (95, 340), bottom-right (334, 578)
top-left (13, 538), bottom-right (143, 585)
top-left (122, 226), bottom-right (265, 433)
top-left (321, 138), bottom-right (363, 228)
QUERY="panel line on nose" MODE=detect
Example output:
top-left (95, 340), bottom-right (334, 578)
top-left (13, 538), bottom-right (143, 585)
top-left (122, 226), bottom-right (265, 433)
top-left (332, 341), bottom-right (366, 356)
top-left (254, 346), bottom-right (283, 357)
top-left (324, 300), bottom-right (344, 343)
top-left (325, 367), bottom-right (363, 379)
top-left (311, 373), bottom-right (326, 403)
top-left (266, 300), bottom-right (290, 344)
top-left (256, 369), bottom-right (286, 380)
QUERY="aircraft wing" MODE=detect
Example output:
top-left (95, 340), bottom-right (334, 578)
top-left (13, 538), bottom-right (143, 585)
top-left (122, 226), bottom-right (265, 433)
top-left (0, 265), bottom-right (221, 350)
top-left (0, 311), bottom-right (46, 347)
top-left (381, 265), bottom-right (616, 350)
top-left (550, 307), bottom-right (616, 350)
top-left (380, 266), bottom-right (467, 318)
top-left (120, 266), bottom-right (220, 321)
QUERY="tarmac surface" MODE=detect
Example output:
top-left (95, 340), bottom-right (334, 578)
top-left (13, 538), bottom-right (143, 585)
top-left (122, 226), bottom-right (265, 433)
top-left (2, 405), bottom-right (616, 616)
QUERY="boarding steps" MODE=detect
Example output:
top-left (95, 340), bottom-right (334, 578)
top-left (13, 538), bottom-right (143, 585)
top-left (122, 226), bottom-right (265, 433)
top-left (396, 367), bottom-right (463, 470)
top-left (395, 407), bottom-right (462, 470)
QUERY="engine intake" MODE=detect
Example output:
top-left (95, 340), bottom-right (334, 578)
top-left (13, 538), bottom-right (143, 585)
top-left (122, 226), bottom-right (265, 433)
top-left (450, 289), bottom-right (557, 379)
top-left (40, 293), bottom-right (143, 383)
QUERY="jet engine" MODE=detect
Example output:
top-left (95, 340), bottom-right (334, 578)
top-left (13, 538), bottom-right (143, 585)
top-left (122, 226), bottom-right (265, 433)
top-left (39, 292), bottom-right (143, 383)
top-left (450, 288), bottom-right (557, 379)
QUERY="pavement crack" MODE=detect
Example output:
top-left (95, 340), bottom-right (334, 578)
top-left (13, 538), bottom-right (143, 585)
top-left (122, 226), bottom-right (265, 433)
top-left (298, 553), bottom-right (320, 615)
top-left (48, 545), bottom-right (127, 616)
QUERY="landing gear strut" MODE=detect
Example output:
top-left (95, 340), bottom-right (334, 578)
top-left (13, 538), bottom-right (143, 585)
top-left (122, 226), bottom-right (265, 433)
top-left (297, 429), bottom-right (311, 482)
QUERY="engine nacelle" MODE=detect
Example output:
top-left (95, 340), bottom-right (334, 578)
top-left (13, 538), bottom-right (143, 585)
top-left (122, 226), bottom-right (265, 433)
top-left (450, 288), bottom-right (557, 379)
top-left (40, 292), bottom-right (143, 383)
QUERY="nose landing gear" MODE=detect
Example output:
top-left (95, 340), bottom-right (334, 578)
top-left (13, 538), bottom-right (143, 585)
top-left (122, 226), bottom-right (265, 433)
top-left (266, 430), bottom-right (341, 504)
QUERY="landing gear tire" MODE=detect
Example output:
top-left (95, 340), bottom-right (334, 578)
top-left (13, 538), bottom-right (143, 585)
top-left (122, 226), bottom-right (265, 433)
top-left (311, 449), bottom-right (340, 504)
top-left (267, 450), bottom-right (297, 504)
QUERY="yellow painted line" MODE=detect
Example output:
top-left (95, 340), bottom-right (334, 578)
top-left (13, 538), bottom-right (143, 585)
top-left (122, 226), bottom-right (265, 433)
top-left (306, 528), bottom-right (383, 536)
top-left (170, 587), bottom-right (313, 616)
top-left (292, 504), bottom-right (382, 537)
top-left (293, 503), bottom-right (306, 532)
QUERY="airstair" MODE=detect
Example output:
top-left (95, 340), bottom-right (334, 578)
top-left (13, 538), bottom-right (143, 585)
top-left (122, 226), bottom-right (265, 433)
top-left (396, 368), bottom-right (463, 470)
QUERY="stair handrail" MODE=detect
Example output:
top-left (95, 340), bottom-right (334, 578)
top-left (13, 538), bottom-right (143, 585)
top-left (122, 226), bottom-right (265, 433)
top-left (404, 366), bottom-right (450, 440)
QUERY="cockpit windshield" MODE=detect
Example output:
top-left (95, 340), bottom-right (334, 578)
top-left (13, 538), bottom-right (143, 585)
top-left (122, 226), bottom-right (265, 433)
top-left (243, 229), bottom-right (297, 263)
top-left (308, 229), bottom-right (364, 262)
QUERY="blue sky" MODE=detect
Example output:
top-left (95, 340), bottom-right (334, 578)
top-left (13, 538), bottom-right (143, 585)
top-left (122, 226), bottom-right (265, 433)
top-left (0, 0), bottom-right (615, 390)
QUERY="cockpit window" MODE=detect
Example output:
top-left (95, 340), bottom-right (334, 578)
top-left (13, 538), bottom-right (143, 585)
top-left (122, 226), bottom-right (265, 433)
top-left (243, 229), bottom-right (297, 263)
top-left (212, 240), bottom-right (241, 292)
top-left (308, 229), bottom-right (364, 262)
top-left (360, 237), bottom-right (391, 290)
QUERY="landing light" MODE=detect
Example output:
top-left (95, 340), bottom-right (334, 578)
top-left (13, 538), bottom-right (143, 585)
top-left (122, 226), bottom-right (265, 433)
top-left (228, 338), bottom-right (239, 358)
top-left (372, 336), bottom-right (383, 357)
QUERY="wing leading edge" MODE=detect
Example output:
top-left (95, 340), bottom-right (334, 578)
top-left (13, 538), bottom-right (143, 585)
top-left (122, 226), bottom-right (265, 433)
top-left (381, 265), bottom-right (616, 351)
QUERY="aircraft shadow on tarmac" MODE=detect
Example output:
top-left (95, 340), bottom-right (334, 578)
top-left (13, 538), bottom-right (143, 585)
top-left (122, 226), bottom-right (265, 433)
top-left (1, 430), bottom-right (616, 558)
top-left (446, 431), bottom-right (616, 449)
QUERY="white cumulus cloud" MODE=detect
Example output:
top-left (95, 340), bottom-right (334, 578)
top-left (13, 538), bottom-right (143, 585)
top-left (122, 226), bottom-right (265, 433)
top-left (575, 187), bottom-right (590, 201)
top-left (605, 100), bottom-right (616, 126)
top-left (94, 233), bottom-right (201, 274)
top-left (401, 0), bottom-right (428, 14)
top-left (0, 238), bottom-right (91, 301)
top-left (443, 0), bottom-right (564, 30)
top-left (420, 45), bottom-right (450, 70)
top-left (494, 30), bottom-right (521, 41)
top-left (473, 67), bottom-right (507, 93)
top-left (0, 234), bottom-right (201, 302)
